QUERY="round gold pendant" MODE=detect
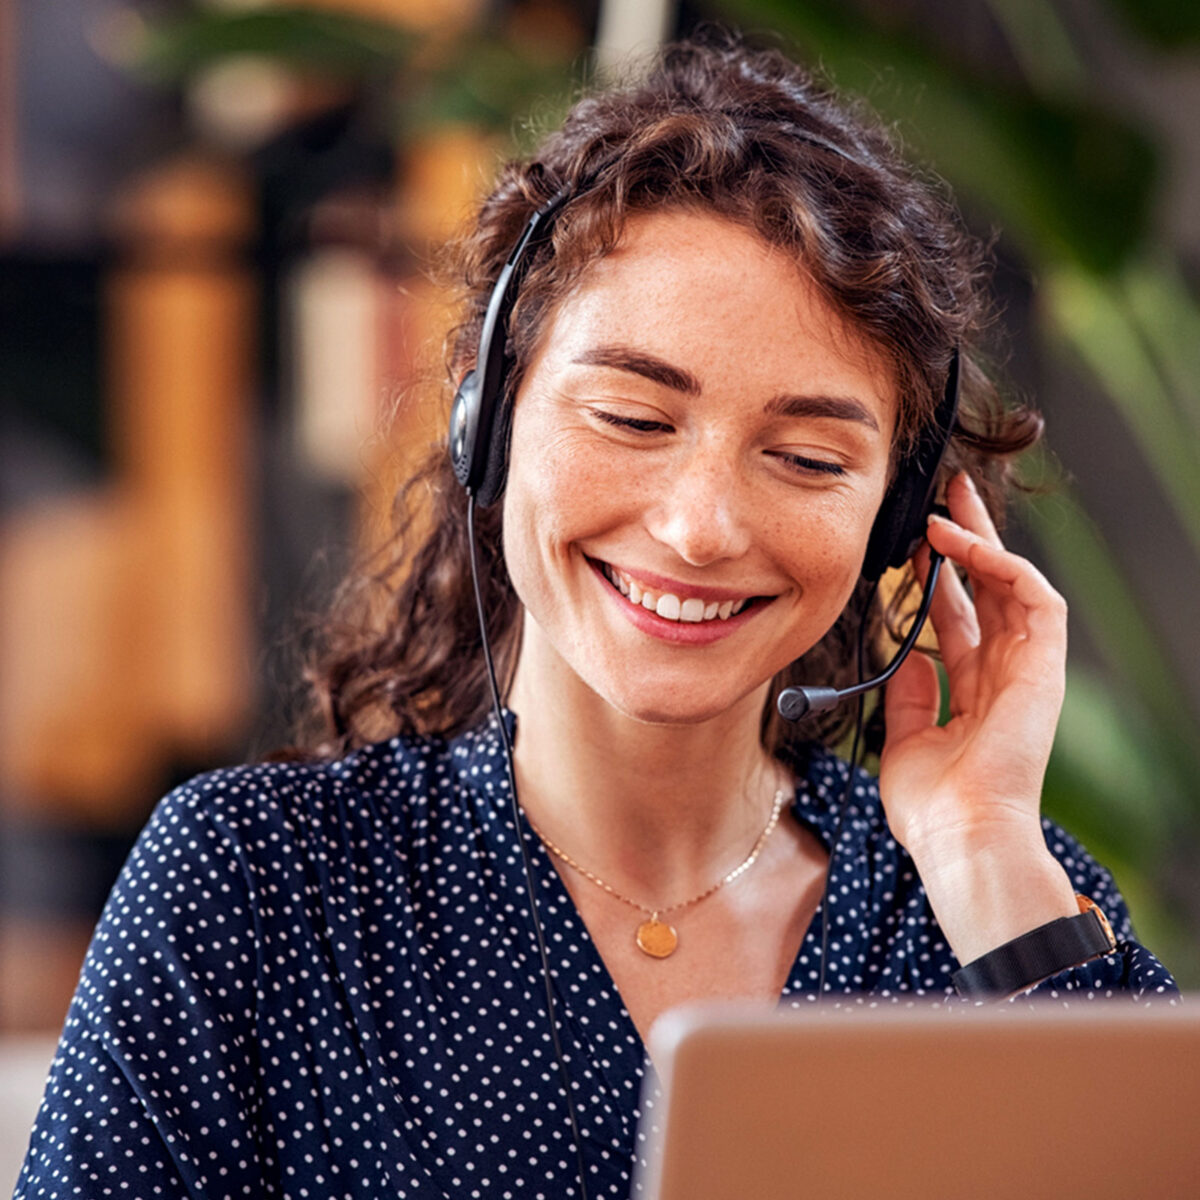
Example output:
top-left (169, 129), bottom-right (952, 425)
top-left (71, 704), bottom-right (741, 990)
top-left (636, 918), bottom-right (679, 958)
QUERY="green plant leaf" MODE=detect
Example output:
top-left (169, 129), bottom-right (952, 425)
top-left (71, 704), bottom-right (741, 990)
top-left (134, 7), bottom-right (415, 82)
top-left (716, 0), bottom-right (1158, 273)
top-left (1042, 263), bottom-right (1200, 559)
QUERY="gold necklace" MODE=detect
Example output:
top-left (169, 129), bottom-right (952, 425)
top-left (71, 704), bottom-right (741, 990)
top-left (527, 786), bottom-right (789, 959)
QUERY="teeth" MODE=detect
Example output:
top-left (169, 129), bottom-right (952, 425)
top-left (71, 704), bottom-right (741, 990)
top-left (655, 593), bottom-right (681, 620)
top-left (601, 562), bottom-right (753, 625)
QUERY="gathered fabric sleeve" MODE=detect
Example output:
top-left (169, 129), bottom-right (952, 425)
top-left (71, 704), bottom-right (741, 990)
top-left (1010, 818), bottom-right (1179, 1003)
top-left (14, 776), bottom-right (269, 1199)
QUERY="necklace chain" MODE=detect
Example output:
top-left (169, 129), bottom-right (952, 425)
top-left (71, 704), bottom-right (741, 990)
top-left (526, 786), bottom-right (789, 921)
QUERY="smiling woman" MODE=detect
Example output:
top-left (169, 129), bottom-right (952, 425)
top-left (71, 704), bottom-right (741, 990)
top-left (16, 28), bottom-right (1177, 1200)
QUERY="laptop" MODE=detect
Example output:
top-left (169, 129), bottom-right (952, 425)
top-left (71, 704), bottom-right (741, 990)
top-left (635, 999), bottom-right (1200, 1200)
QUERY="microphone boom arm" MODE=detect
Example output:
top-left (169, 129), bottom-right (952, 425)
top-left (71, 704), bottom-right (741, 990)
top-left (777, 551), bottom-right (945, 722)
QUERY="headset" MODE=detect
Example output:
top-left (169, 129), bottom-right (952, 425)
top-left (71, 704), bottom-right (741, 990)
top-left (450, 184), bottom-right (574, 507)
top-left (449, 180), bottom-right (961, 1200)
top-left (448, 184), bottom-right (961, 652)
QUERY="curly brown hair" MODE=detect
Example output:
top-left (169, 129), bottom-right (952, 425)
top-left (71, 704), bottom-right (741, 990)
top-left (290, 30), bottom-right (1041, 761)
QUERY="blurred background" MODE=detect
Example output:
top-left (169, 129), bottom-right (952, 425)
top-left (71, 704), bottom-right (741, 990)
top-left (1, 0), bottom-right (1198, 1090)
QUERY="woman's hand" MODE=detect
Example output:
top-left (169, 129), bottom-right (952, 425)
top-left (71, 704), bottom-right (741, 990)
top-left (879, 471), bottom-right (1078, 965)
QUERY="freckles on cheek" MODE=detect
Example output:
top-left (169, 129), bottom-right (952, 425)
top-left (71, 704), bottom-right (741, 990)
top-left (536, 438), bottom-right (622, 518)
top-left (518, 425), bottom-right (595, 495)
top-left (504, 450), bottom-right (596, 581)
top-left (775, 504), bottom-right (873, 623)
top-left (773, 509), bottom-right (857, 577)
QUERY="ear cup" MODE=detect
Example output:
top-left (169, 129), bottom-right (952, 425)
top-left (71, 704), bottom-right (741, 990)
top-left (861, 349), bottom-right (960, 582)
top-left (861, 465), bottom-right (937, 581)
top-left (474, 378), bottom-right (513, 508)
top-left (447, 187), bottom-right (574, 507)
top-left (450, 366), bottom-right (510, 506)
top-left (450, 369), bottom-right (482, 491)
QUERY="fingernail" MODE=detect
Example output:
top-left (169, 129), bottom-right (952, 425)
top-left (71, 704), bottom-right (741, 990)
top-left (960, 471), bottom-right (978, 494)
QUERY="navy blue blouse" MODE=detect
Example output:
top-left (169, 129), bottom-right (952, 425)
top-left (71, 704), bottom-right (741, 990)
top-left (16, 714), bottom-right (1177, 1199)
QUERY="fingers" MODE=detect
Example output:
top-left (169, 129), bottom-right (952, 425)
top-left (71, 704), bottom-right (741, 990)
top-left (926, 513), bottom-right (1064, 635)
top-left (940, 472), bottom-right (1009, 639)
top-left (913, 540), bottom-right (980, 676)
top-left (916, 474), bottom-right (1067, 711)
top-left (945, 470), bottom-right (1002, 548)
top-left (921, 499), bottom-right (1065, 667)
top-left (883, 649), bottom-right (942, 747)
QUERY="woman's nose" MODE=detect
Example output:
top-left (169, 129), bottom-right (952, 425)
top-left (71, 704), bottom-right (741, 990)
top-left (645, 447), bottom-right (753, 567)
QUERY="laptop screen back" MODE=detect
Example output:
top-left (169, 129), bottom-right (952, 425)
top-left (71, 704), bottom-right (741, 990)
top-left (636, 1000), bottom-right (1199, 1200)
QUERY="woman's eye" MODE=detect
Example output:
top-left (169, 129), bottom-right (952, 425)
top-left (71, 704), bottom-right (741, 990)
top-left (772, 451), bottom-right (846, 478)
top-left (591, 409), bottom-right (673, 434)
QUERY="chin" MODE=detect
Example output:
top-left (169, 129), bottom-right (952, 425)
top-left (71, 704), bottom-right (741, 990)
top-left (594, 672), bottom-right (770, 730)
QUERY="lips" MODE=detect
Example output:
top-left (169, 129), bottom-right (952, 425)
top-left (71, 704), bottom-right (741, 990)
top-left (596, 560), bottom-right (761, 624)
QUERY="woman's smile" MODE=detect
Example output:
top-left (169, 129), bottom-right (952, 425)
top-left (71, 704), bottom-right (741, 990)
top-left (587, 555), bottom-right (771, 645)
top-left (593, 556), bottom-right (760, 619)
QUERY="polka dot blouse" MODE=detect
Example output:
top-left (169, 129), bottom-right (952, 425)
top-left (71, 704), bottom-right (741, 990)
top-left (16, 713), bottom-right (1178, 1199)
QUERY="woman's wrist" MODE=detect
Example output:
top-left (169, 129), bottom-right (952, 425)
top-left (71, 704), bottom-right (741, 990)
top-left (906, 819), bottom-right (1078, 967)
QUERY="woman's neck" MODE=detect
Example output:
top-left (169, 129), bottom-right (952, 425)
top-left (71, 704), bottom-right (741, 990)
top-left (506, 622), bottom-right (788, 906)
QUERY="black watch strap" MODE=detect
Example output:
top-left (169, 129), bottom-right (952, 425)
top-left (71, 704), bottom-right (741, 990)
top-left (952, 895), bottom-right (1118, 1000)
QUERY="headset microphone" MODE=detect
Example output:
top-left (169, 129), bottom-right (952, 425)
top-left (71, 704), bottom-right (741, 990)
top-left (776, 549), bottom-right (944, 720)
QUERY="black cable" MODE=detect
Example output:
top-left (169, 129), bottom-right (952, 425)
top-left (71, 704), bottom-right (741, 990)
top-left (466, 494), bottom-right (591, 1200)
top-left (815, 577), bottom-right (879, 1003)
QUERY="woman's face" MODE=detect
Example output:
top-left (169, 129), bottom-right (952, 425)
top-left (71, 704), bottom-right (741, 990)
top-left (503, 209), bottom-right (896, 726)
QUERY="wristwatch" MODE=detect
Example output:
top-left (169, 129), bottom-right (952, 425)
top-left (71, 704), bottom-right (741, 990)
top-left (951, 894), bottom-right (1118, 1000)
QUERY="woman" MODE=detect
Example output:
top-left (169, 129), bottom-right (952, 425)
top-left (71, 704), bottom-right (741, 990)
top-left (17, 32), bottom-right (1176, 1200)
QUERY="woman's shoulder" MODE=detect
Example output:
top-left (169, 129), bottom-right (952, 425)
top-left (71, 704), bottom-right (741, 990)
top-left (148, 725), bottom-right (472, 852)
top-left (94, 728), bottom-right (475, 960)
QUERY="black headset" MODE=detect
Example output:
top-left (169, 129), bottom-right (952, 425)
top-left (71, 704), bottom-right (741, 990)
top-left (449, 186), bottom-right (572, 509)
top-left (448, 184), bottom-right (959, 584)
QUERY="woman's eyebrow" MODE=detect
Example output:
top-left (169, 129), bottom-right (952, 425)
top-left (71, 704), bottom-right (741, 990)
top-left (762, 392), bottom-right (880, 430)
top-left (572, 345), bottom-right (702, 395)
top-left (572, 345), bottom-right (880, 431)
